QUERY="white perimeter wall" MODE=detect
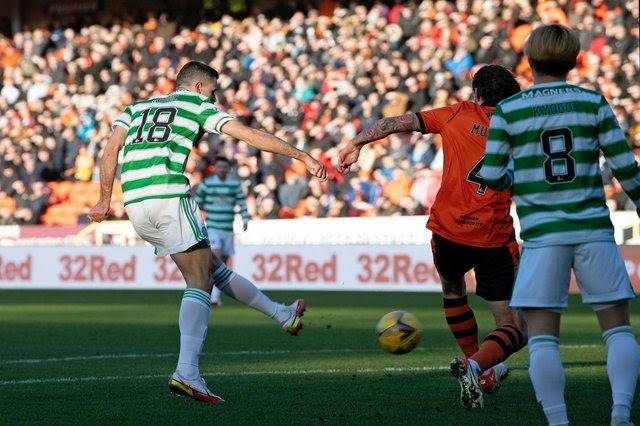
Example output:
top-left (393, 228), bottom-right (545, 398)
top-left (0, 213), bottom-right (638, 290)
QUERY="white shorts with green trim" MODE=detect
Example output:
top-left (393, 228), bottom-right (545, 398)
top-left (125, 196), bottom-right (208, 256)
top-left (510, 241), bottom-right (635, 310)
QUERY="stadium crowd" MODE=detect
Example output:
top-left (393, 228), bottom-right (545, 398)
top-left (0, 0), bottom-right (638, 225)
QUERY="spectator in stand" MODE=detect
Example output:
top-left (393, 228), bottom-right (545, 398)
top-left (277, 170), bottom-right (308, 217)
top-left (73, 146), bottom-right (95, 182)
top-left (0, 0), bottom-right (638, 225)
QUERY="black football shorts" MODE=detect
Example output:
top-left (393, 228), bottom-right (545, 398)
top-left (430, 233), bottom-right (520, 301)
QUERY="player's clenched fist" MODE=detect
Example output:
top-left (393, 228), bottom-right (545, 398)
top-left (337, 141), bottom-right (361, 175)
top-left (88, 200), bottom-right (110, 222)
top-left (302, 154), bottom-right (327, 181)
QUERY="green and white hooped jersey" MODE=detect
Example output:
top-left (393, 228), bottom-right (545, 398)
top-left (481, 82), bottom-right (640, 247)
top-left (113, 90), bottom-right (233, 206)
top-left (194, 175), bottom-right (250, 233)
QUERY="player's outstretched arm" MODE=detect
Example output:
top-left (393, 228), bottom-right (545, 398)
top-left (220, 120), bottom-right (327, 181)
top-left (481, 106), bottom-right (513, 191)
top-left (88, 126), bottom-right (127, 222)
top-left (596, 98), bottom-right (640, 215)
top-left (338, 113), bottom-right (420, 174)
top-left (235, 183), bottom-right (250, 231)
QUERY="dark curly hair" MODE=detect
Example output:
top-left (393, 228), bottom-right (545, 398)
top-left (471, 65), bottom-right (521, 107)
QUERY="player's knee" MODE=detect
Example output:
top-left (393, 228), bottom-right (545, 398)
top-left (523, 309), bottom-right (561, 337)
top-left (514, 310), bottom-right (528, 339)
top-left (494, 314), bottom-right (514, 328)
top-left (182, 274), bottom-right (207, 291)
top-left (595, 301), bottom-right (630, 332)
top-left (441, 277), bottom-right (465, 297)
top-left (210, 252), bottom-right (224, 270)
top-left (181, 261), bottom-right (215, 292)
top-left (488, 301), bottom-right (517, 326)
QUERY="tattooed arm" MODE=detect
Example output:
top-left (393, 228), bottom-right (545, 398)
top-left (351, 113), bottom-right (421, 148)
top-left (337, 113), bottom-right (421, 174)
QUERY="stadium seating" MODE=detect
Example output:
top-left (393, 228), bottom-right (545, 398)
top-left (41, 181), bottom-right (123, 226)
top-left (0, 0), bottom-right (638, 225)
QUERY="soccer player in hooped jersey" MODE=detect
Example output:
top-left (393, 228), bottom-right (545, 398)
top-left (481, 25), bottom-right (639, 426)
top-left (88, 61), bottom-right (327, 404)
top-left (338, 65), bottom-right (526, 409)
top-left (194, 156), bottom-right (250, 306)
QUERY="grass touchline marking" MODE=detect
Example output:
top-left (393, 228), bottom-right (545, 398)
top-left (2, 345), bottom-right (601, 365)
top-left (0, 367), bottom-right (445, 386)
top-left (3, 349), bottom-right (363, 365)
top-left (560, 344), bottom-right (603, 349)
top-left (0, 362), bottom-right (604, 387)
top-left (4, 353), bottom-right (176, 364)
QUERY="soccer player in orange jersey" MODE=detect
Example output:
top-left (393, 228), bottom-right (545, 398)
top-left (338, 65), bottom-right (524, 409)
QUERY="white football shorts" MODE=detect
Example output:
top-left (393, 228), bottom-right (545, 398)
top-left (510, 241), bottom-right (635, 310)
top-left (208, 228), bottom-right (235, 256)
top-left (125, 196), bottom-right (208, 256)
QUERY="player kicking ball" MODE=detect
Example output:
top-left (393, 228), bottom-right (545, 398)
top-left (89, 61), bottom-right (327, 404)
top-left (338, 65), bottom-right (526, 409)
top-left (482, 25), bottom-right (639, 426)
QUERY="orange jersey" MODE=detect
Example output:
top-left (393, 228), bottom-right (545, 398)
top-left (416, 101), bottom-right (515, 247)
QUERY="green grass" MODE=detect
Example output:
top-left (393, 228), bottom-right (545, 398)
top-left (0, 291), bottom-right (637, 425)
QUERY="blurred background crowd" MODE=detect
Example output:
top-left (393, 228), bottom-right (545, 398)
top-left (0, 0), bottom-right (638, 225)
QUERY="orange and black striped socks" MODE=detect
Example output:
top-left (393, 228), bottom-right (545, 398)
top-left (470, 324), bottom-right (525, 371)
top-left (443, 296), bottom-right (479, 357)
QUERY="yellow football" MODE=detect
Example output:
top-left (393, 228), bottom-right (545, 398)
top-left (376, 310), bottom-right (423, 355)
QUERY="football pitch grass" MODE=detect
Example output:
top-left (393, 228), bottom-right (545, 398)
top-left (0, 290), bottom-right (637, 425)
